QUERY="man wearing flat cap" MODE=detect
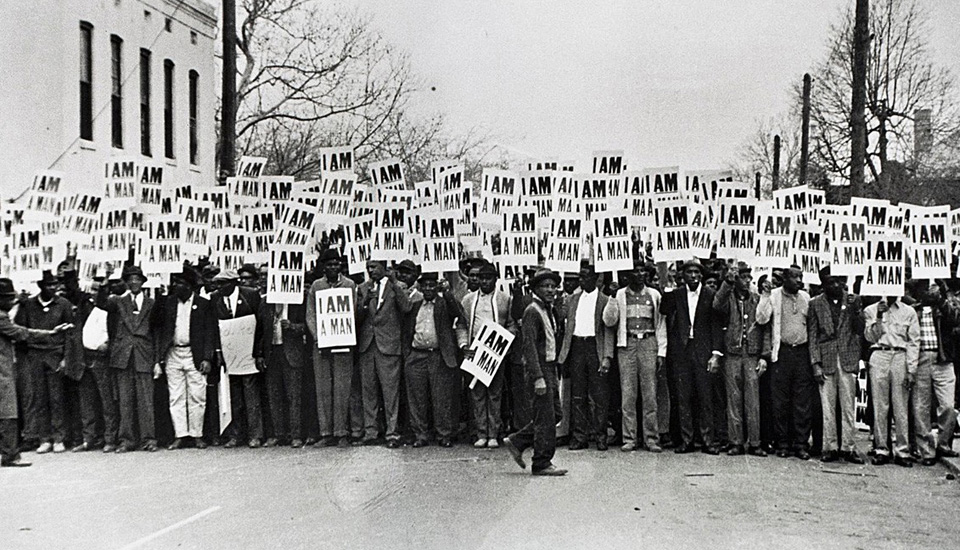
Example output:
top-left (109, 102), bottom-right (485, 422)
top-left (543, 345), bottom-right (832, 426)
top-left (504, 268), bottom-right (567, 476)
top-left (157, 268), bottom-right (218, 450)
top-left (211, 268), bottom-right (265, 448)
top-left (306, 248), bottom-right (358, 447)
top-left (96, 264), bottom-right (160, 452)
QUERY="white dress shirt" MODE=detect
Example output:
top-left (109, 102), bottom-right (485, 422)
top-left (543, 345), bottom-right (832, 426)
top-left (173, 295), bottom-right (193, 346)
top-left (573, 289), bottom-right (598, 337)
top-left (686, 284), bottom-right (701, 338)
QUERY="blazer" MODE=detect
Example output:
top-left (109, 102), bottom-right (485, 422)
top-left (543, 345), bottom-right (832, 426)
top-left (97, 290), bottom-right (158, 373)
top-left (156, 293), bottom-right (219, 378)
top-left (211, 286), bottom-right (264, 358)
top-left (807, 292), bottom-right (863, 374)
top-left (756, 287), bottom-right (811, 363)
top-left (602, 285), bottom-right (667, 357)
top-left (263, 301), bottom-right (308, 369)
top-left (712, 281), bottom-right (771, 358)
top-left (0, 311), bottom-right (54, 419)
top-left (401, 291), bottom-right (468, 369)
top-left (558, 289), bottom-right (615, 365)
top-left (356, 277), bottom-right (414, 356)
top-left (660, 284), bottom-right (723, 368)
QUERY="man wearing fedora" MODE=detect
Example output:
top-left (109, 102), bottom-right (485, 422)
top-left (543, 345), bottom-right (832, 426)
top-left (0, 278), bottom-right (73, 467)
top-left (157, 268), bottom-right (218, 450)
top-left (97, 265), bottom-right (160, 452)
top-left (660, 259), bottom-right (724, 455)
top-left (15, 270), bottom-right (75, 454)
top-left (504, 268), bottom-right (567, 476)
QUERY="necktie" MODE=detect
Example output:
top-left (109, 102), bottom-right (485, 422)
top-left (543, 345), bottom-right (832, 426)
top-left (132, 295), bottom-right (139, 313)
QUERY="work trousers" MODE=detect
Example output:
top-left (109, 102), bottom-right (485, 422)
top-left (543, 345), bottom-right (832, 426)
top-left (618, 335), bottom-right (658, 448)
top-left (19, 352), bottom-right (65, 444)
top-left (509, 364), bottom-right (560, 472)
top-left (869, 349), bottom-right (910, 458)
top-left (724, 354), bottom-right (761, 448)
top-left (509, 356), bottom-right (530, 432)
top-left (116, 366), bottom-right (156, 446)
top-left (771, 344), bottom-right (814, 451)
top-left (78, 361), bottom-right (119, 446)
top-left (471, 360), bottom-right (505, 440)
top-left (166, 347), bottom-right (206, 439)
top-left (266, 347), bottom-right (302, 441)
top-left (913, 352), bottom-right (957, 459)
top-left (406, 349), bottom-right (459, 441)
top-left (819, 361), bottom-right (858, 453)
top-left (675, 341), bottom-right (715, 447)
top-left (313, 349), bottom-right (352, 438)
top-left (0, 418), bottom-right (21, 464)
top-left (570, 337), bottom-right (608, 445)
top-left (228, 374), bottom-right (264, 441)
top-left (556, 375), bottom-right (573, 440)
top-left (656, 360), bottom-right (671, 440)
top-left (360, 346), bottom-right (402, 441)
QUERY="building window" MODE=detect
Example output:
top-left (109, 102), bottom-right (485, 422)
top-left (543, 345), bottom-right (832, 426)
top-left (190, 31), bottom-right (198, 45)
top-left (79, 22), bottom-right (93, 141)
top-left (140, 49), bottom-right (151, 156)
top-left (110, 35), bottom-right (123, 148)
top-left (165, 18), bottom-right (172, 32)
top-left (188, 70), bottom-right (199, 165)
top-left (164, 59), bottom-right (174, 159)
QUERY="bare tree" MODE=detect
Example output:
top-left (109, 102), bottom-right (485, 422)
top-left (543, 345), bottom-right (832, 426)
top-left (729, 112), bottom-right (803, 198)
top-left (806, 0), bottom-right (960, 196)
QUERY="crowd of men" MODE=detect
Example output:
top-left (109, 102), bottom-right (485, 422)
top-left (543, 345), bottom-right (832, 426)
top-left (1, 251), bottom-right (958, 478)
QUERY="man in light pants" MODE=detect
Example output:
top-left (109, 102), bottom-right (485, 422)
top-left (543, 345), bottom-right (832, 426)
top-left (807, 267), bottom-right (864, 464)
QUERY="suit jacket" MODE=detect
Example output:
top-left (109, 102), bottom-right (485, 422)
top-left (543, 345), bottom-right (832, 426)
top-left (0, 311), bottom-right (55, 419)
top-left (263, 301), bottom-right (308, 369)
top-left (211, 286), bottom-right (264, 358)
top-left (401, 291), bottom-right (468, 369)
top-left (712, 281), bottom-right (771, 358)
top-left (807, 292), bottom-right (863, 374)
top-left (660, 284), bottom-right (722, 368)
top-left (156, 293), bottom-right (219, 378)
top-left (97, 290), bottom-right (158, 373)
top-left (557, 289), bottom-right (615, 365)
top-left (356, 277), bottom-right (413, 356)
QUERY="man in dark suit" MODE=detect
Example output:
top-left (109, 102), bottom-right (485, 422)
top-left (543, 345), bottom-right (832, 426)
top-left (97, 265), bottom-right (160, 452)
top-left (401, 272), bottom-right (468, 447)
top-left (356, 259), bottom-right (414, 447)
top-left (157, 268), bottom-right (218, 450)
top-left (210, 270), bottom-right (265, 448)
top-left (264, 283), bottom-right (308, 448)
top-left (660, 259), bottom-right (724, 454)
top-left (559, 262), bottom-right (615, 451)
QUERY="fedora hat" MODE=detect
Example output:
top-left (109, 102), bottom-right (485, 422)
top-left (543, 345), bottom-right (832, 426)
top-left (530, 268), bottom-right (561, 288)
top-left (0, 278), bottom-right (18, 298)
top-left (121, 265), bottom-right (146, 282)
top-left (678, 258), bottom-right (704, 273)
top-left (36, 270), bottom-right (59, 286)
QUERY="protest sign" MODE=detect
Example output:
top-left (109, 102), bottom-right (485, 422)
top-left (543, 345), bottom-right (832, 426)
top-left (826, 214), bottom-right (867, 277)
top-left (420, 209), bottom-right (461, 273)
top-left (370, 203), bottom-right (408, 262)
top-left (94, 199), bottom-right (134, 262)
top-left (478, 169), bottom-right (519, 229)
top-left (500, 206), bottom-right (539, 266)
top-left (212, 227), bottom-right (246, 273)
top-left (368, 157), bottom-right (406, 189)
top-left (197, 187), bottom-right (233, 234)
top-left (653, 196), bottom-right (692, 262)
top-left (591, 150), bottom-right (624, 174)
top-left (61, 194), bottom-right (100, 247)
top-left (716, 200), bottom-right (757, 261)
top-left (520, 170), bottom-right (553, 229)
top-left (344, 213), bottom-right (374, 275)
top-left (103, 159), bottom-right (138, 205)
top-left (551, 172), bottom-right (579, 215)
top-left (460, 321), bottom-right (516, 388)
top-left (790, 222), bottom-right (823, 278)
top-left (11, 223), bottom-right (42, 286)
top-left (593, 208), bottom-right (633, 272)
top-left (318, 146), bottom-right (354, 176)
top-left (907, 217), bottom-right (950, 279)
top-left (25, 171), bottom-right (65, 221)
top-left (317, 171), bottom-right (355, 225)
top-left (577, 174), bottom-right (620, 223)
top-left (314, 288), bottom-right (357, 348)
top-left (177, 199), bottom-right (212, 260)
top-left (753, 204), bottom-right (794, 270)
top-left (135, 162), bottom-right (165, 215)
top-left (219, 315), bottom-right (258, 376)
top-left (851, 197), bottom-right (902, 234)
top-left (526, 158), bottom-right (559, 171)
top-left (684, 170), bottom-right (733, 204)
top-left (861, 232), bottom-right (905, 296)
top-left (274, 200), bottom-right (317, 249)
top-left (140, 215), bottom-right (183, 275)
top-left (543, 212), bottom-right (583, 273)
top-left (243, 206), bottom-right (274, 264)
top-left (267, 245), bottom-right (306, 304)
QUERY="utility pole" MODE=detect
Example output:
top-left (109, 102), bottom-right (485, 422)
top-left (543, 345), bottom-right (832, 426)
top-left (755, 172), bottom-right (761, 199)
top-left (219, 0), bottom-right (237, 184)
top-left (772, 134), bottom-right (781, 191)
top-left (850, 0), bottom-right (869, 199)
top-left (799, 73), bottom-right (812, 187)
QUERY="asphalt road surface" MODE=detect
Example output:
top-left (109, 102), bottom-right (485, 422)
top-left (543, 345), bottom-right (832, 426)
top-left (3, 440), bottom-right (959, 550)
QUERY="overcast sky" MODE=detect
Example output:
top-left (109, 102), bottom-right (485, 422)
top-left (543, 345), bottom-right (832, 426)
top-left (337, 0), bottom-right (960, 173)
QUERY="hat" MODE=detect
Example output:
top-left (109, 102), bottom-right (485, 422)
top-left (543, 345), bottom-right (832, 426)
top-left (201, 264), bottom-right (220, 279)
top-left (37, 270), bottom-right (59, 286)
top-left (418, 272), bottom-right (439, 282)
top-left (477, 262), bottom-right (499, 278)
top-left (530, 268), bottom-right (561, 288)
top-left (59, 269), bottom-right (79, 282)
top-left (396, 259), bottom-right (420, 274)
top-left (736, 261), bottom-right (752, 275)
top-left (171, 267), bottom-right (200, 288)
top-left (238, 264), bottom-right (259, 278)
top-left (0, 278), bottom-right (17, 297)
top-left (679, 259), bottom-right (704, 273)
top-left (318, 249), bottom-right (342, 265)
top-left (213, 269), bottom-right (239, 282)
top-left (459, 257), bottom-right (485, 273)
top-left (121, 265), bottom-right (146, 282)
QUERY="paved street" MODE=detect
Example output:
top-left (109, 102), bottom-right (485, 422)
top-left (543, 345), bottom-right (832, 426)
top-left (3, 438), bottom-right (959, 550)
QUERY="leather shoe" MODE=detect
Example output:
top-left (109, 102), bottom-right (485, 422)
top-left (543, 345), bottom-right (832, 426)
top-left (290, 439), bottom-right (304, 448)
top-left (504, 437), bottom-right (527, 469)
top-left (820, 450), bottom-right (839, 463)
top-left (872, 454), bottom-right (890, 466)
top-left (938, 448), bottom-right (959, 458)
top-left (748, 446), bottom-right (767, 457)
top-left (386, 439), bottom-right (401, 449)
top-left (532, 465), bottom-right (567, 476)
top-left (262, 437), bottom-right (279, 448)
top-left (596, 440), bottom-right (608, 451)
top-left (337, 436), bottom-right (350, 448)
top-left (620, 443), bottom-right (636, 452)
top-left (305, 437), bottom-right (319, 446)
top-left (36, 442), bottom-right (53, 454)
top-left (795, 449), bottom-right (811, 460)
top-left (569, 440), bottom-right (589, 451)
top-left (920, 457), bottom-right (938, 466)
top-left (894, 456), bottom-right (913, 468)
top-left (167, 438), bottom-right (183, 451)
top-left (116, 443), bottom-right (133, 453)
top-left (727, 445), bottom-right (745, 456)
top-left (674, 444), bottom-right (696, 454)
top-left (412, 439), bottom-right (429, 448)
top-left (72, 442), bottom-right (93, 453)
top-left (474, 438), bottom-right (488, 448)
top-left (194, 439), bottom-right (208, 449)
top-left (248, 438), bottom-right (262, 448)
top-left (224, 438), bottom-right (239, 449)
top-left (53, 442), bottom-right (66, 453)
top-left (487, 439), bottom-right (499, 449)
top-left (647, 444), bottom-right (663, 454)
top-left (1, 457), bottom-right (31, 467)
top-left (142, 442), bottom-right (158, 452)
top-left (842, 451), bottom-right (864, 464)
top-left (702, 445), bottom-right (720, 455)
top-left (102, 444), bottom-right (117, 453)
top-left (438, 438), bottom-right (453, 448)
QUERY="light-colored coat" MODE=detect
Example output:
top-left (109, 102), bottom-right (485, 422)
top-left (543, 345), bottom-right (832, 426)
top-left (602, 286), bottom-right (667, 358)
top-left (756, 287), bottom-right (811, 363)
